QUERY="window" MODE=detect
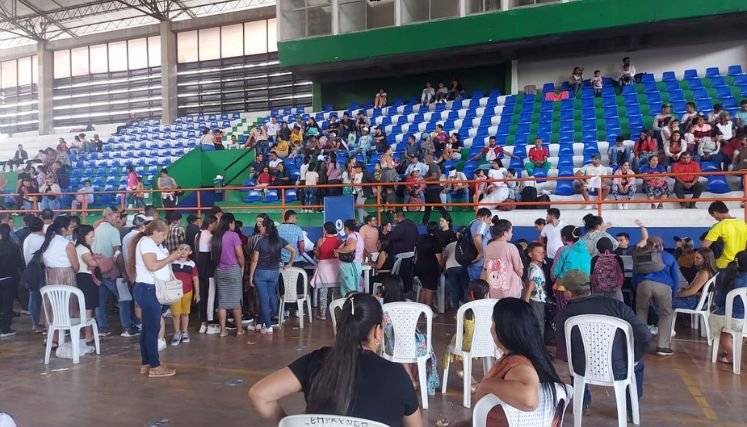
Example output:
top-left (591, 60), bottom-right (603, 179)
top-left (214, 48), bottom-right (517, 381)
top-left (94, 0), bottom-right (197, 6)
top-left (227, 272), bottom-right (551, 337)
top-left (221, 24), bottom-right (244, 58)
top-left (17, 56), bottom-right (31, 86)
top-left (267, 19), bottom-right (278, 52)
top-left (148, 36), bottom-right (161, 67)
top-left (177, 30), bottom-right (198, 63)
top-left (54, 49), bottom-right (71, 79)
top-left (32, 55), bottom-right (38, 84)
top-left (128, 38), bottom-right (149, 70)
top-left (108, 41), bottom-right (128, 72)
top-left (198, 27), bottom-right (220, 61)
top-left (339, 0), bottom-right (365, 34)
top-left (89, 44), bottom-right (108, 73)
top-left (244, 20), bottom-right (268, 55)
top-left (70, 47), bottom-right (89, 77)
top-left (1, 60), bottom-right (17, 88)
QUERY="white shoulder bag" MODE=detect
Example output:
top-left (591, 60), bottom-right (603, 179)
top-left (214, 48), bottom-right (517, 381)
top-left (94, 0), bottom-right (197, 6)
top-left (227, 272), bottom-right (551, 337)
top-left (139, 241), bottom-right (183, 304)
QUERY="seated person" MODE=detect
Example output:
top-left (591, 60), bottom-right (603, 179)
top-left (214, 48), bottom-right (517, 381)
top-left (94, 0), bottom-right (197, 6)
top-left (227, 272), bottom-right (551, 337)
top-left (437, 133), bottom-right (462, 163)
top-left (404, 170), bottom-right (425, 205)
top-left (374, 89), bottom-right (387, 108)
top-left (671, 151), bottom-right (703, 209)
top-left (696, 132), bottom-right (722, 165)
top-left (611, 161), bottom-right (636, 208)
top-left (709, 251), bottom-right (747, 364)
top-left (525, 138), bottom-right (550, 175)
top-left (639, 155), bottom-right (669, 209)
top-left (468, 136), bottom-right (518, 163)
top-left (445, 168), bottom-right (469, 204)
top-left (249, 153), bottom-right (267, 179)
top-left (271, 138), bottom-right (289, 158)
top-left (447, 79), bottom-right (465, 101)
top-left (373, 127), bottom-right (388, 153)
top-left (664, 130), bottom-right (686, 165)
top-left (435, 82), bottom-right (449, 103)
top-left (632, 130), bottom-right (657, 173)
top-left (71, 180), bottom-right (95, 211)
top-left (674, 247), bottom-right (717, 310)
top-left (248, 293), bottom-right (422, 427)
top-left (608, 136), bottom-right (632, 168)
top-left (271, 162), bottom-right (291, 187)
top-left (421, 82), bottom-right (435, 105)
top-left (574, 154), bottom-right (610, 207)
top-left (618, 57), bottom-right (636, 86)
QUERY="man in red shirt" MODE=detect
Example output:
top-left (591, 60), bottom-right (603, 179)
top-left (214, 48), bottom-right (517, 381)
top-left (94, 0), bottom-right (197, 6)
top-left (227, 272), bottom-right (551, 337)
top-left (525, 138), bottom-right (550, 175)
top-left (672, 151), bottom-right (703, 208)
top-left (467, 136), bottom-right (518, 163)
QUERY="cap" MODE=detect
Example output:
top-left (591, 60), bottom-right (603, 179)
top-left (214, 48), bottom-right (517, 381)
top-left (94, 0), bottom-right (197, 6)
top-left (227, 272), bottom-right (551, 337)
top-left (362, 127), bottom-right (369, 132)
top-left (559, 269), bottom-right (591, 292)
top-left (101, 207), bottom-right (119, 217)
top-left (132, 214), bottom-right (151, 227)
top-left (591, 152), bottom-right (601, 159)
top-left (662, 103), bottom-right (672, 108)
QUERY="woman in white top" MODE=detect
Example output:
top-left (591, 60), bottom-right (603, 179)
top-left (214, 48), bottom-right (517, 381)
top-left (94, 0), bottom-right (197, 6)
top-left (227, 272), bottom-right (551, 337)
top-left (40, 216), bottom-right (79, 348)
top-left (303, 163), bottom-right (320, 213)
top-left (195, 215), bottom-right (219, 334)
top-left (127, 219), bottom-right (186, 378)
top-left (352, 163), bottom-right (367, 223)
top-left (74, 225), bottom-right (99, 343)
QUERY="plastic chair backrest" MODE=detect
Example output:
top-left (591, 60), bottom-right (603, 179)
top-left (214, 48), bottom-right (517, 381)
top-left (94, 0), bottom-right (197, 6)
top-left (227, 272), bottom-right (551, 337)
top-left (564, 314), bottom-right (634, 385)
top-left (724, 288), bottom-right (747, 337)
top-left (455, 299), bottom-right (498, 358)
top-left (392, 251), bottom-right (415, 275)
top-left (472, 383), bottom-right (571, 427)
top-left (40, 285), bottom-right (86, 328)
top-left (692, 273), bottom-right (718, 311)
top-left (382, 302), bottom-right (433, 360)
top-left (329, 297), bottom-right (347, 335)
top-left (280, 267), bottom-right (307, 301)
top-left (279, 415), bottom-right (388, 427)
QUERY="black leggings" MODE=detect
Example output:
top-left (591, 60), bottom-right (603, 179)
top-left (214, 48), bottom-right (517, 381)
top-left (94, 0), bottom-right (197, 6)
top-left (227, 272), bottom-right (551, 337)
top-left (196, 252), bottom-right (216, 323)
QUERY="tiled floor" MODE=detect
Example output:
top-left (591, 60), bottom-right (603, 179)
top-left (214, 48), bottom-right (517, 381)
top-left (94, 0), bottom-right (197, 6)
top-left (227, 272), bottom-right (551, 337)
top-left (1, 313), bottom-right (746, 427)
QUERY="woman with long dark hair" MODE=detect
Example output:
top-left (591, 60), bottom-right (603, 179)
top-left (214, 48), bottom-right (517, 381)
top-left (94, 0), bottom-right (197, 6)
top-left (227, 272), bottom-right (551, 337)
top-left (673, 247), bottom-right (717, 310)
top-left (40, 216), bottom-right (79, 347)
top-left (0, 224), bottom-right (22, 336)
top-left (74, 225), bottom-right (99, 343)
top-left (196, 214), bottom-right (218, 334)
top-left (249, 216), bottom-right (296, 335)
top-left (454, 298), bottom-right (565, 427)
top-left (249, 293), bottom-right (422, 426)
top-left (128, 219), bottom-right (186, 377)
top-left (210, 213), bottom-right (245, 337)
top-left (415, 221), bottom-right (443, 308)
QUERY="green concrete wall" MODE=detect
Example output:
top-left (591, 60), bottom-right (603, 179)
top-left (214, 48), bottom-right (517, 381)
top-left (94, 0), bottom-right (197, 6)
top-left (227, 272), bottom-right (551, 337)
top-left (279, 0), bottom-right (747, 67)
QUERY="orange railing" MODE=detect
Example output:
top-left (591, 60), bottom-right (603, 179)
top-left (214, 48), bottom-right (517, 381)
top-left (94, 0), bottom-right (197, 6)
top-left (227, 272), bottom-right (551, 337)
top-left (3, 170), bottom-right (747, 224)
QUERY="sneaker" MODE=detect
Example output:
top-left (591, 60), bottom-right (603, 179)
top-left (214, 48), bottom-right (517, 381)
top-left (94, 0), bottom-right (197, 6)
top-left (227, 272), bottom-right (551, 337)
top-left (199, 323), bottom-right (207, 334)
top-left (158, 338), bottom-right (167, 352)
top-left (121, 327), bottom-right (140, 337)
top-left (656, 347), bottom-right (673, 356)
top-left (0, 330), bottom-right (17, 337)
top-left (171, 333), bottom-right (181, 346)
top-left (206, 325), bottom-right (221, 335)
top-left (134, 323), bottom-right (143, 331)
top-left (99, 328), bottom-right (112, 337)
top-left (584, 204), bottom-right (593, 210)
top-left (140, 364), bottom-right (150, 375)
top-left (261, 327), bottom-right (273, 335)
top-left (180, 332), bottom-right (190, 343)
top-left (148, 366), bottom-right (176, 377)
top-left (162, 309), bottom-right (172, 318)
top-left (254, 323), bottom-right (263, 332)
top-left (649, 325), bottom-right (659, 336)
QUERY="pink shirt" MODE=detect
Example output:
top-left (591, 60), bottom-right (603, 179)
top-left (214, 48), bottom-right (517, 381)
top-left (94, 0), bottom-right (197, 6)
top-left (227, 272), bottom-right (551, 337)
top-left (127, 172), bottom-right (138, 189)
top-left (484, 240), bottom-right (524, 299)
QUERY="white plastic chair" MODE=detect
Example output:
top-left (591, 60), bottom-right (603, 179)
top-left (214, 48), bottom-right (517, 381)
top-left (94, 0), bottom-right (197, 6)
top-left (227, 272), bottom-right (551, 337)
top-left (279, 267), bottom-right (313, 329)
top-left (382, 301), bottom-right (433, 409)
top-left (710, 288), bottom-right (747, 374)
top-left (372, 251), bottom-right (415, 295)
top-left (564, 314), bottom-right (640, 427)
top-left (670, 273), bottom-right (718, 345)
top-left (279, 414), bottom-right (387, 427)
top-left (472, 383), bottom-right (572, 427)
top-left (413, 273), bottom-right (447, 314)
top-left (40, 285), bottom-right (101, 364)
top-left (442, 299), bottom-right (499, 408)
top-left (329, 297), bottom-right (347, 336)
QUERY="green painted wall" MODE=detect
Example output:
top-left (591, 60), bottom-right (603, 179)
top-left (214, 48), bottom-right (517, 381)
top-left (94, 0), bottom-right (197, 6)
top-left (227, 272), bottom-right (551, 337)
top-left (279, 0), bottom-right (747, 67)
top-left (319, 64), bottom-right (508, 110)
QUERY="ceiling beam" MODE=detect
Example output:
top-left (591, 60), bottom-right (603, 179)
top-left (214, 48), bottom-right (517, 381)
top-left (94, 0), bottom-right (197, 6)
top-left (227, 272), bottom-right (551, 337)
top-left (16, 0), bottom-right (77, 38)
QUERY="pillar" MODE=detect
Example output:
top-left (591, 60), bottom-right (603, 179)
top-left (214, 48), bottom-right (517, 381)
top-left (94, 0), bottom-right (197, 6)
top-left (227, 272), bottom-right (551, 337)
top-left (160, 21), bottom-right (178, 124)
top-left (37, 41), bottom-right (54, 135)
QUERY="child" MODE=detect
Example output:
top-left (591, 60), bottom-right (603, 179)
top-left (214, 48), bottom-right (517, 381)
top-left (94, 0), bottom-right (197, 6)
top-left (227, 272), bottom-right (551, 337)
top-left (170, 244), bottom-right (200, 346)
top-left (378, 276), bottom-right (440, 395)
top-left (523, 242), bottom-right (547, 339)
top-left (473, 169), bottom-right (487, 201)
top-left (442, 279), bottom-right (489, 390)
top-left (591, 70), bottom-right (603, 97)
top-left (71, 180), bottom-right (94, 211)
top-left (134, 177), bottom-right (145, 208)
top-left (590, 238), bottom-right (624, 301)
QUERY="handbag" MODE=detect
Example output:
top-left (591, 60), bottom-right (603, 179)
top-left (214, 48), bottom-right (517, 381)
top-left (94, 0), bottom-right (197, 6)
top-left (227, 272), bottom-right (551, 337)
top-left (155, 271), bottom-right (183, 305)
top-left (338, 251), bottom-right (355, 263)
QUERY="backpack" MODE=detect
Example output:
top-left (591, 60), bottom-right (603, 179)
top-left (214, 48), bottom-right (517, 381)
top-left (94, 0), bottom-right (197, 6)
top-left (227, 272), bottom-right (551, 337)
top-left (518, 186), bottom-right (537, 208)
top-left (536, 194), bottom-right (551, 209)
top-left (21, 250), bottom-right (45, 292)
top-left (485, 258), bottom-right (522, 299)
top-left (455, 223), bottom-right (478, 266)
top-left (591, 251), bottom-right (624, 293)
top-left (633, 245), bottom-right (665, 274)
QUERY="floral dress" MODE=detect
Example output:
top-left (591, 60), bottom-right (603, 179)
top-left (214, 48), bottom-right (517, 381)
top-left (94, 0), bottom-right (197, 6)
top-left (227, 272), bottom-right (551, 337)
top-left (383, 312), bottom-right (440, 395)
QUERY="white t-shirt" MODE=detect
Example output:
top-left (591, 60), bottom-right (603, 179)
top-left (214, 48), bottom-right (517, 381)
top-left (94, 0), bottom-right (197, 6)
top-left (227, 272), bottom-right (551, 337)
top-left (582, 164), bottom-right (608, 188)
top-left (305, 170), bottom-right (319, 186)
top-left (135, 236), bottom-right (171, 285)
top-left (540, 221), bottom-right (565, 259)
top-left (23, 233), bottom-right (45, 265)
top-left (76, 245), bottom-right (93, 275)
top-left (43, 235), bottom-right (73, 268)
top-left (488, 167), bottom-right (508, 186)
top-left (269, 158), bottom-right (283, 169)
top-left (198, 230), bottom-right (212, 252)
top-left (122, 229), bottom-right (139, 267)
top-left (266, 122), bottom-right (279, 137)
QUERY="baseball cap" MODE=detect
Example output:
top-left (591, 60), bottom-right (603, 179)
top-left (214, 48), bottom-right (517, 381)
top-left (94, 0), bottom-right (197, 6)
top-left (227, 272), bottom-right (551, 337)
top-left (591, 153), bottom-right (601, 159)
top-left (101, 207), bottom-right (119, 217)
top-left (558, 269), bottom-right (591, 292)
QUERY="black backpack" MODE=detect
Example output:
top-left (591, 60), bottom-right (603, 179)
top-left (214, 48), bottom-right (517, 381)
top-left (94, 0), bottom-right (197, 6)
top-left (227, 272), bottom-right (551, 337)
top-left (455, 222), bottom-right (478, 266)
top-left (21, 250), bottom-right (46, 292)
top-left (519, 186), bottom-right (538, 209)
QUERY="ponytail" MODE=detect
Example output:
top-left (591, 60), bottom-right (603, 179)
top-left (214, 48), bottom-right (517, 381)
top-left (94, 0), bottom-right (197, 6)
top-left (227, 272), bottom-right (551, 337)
top-left (39, 216), bottom-right (71, 253)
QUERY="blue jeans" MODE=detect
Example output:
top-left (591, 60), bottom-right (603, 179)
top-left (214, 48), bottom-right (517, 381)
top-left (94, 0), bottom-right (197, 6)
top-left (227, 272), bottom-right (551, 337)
top-left (403, 190), bottom-right (425, 204)
top-left (672, 295), bottom-right (699, 310)
top-left (41, 198), bottom-right (60, 211)
top-left (29, 289), bottom-right (42, 328)
top-left (304, 188), bottom-right (317, 206)
top-left (467, 261), bottom-right (483, 281)
top-left (133, 282), bottom-right (161, 368)
top-left (446, 188), bottom-right (469, 204)
top-left (445, 266), bottom-right (469, 308)
top-left (95, 278), bottom-right (133, 332)
top-left (582, 359), bottom-right (644, 408)
top-left (254, 269), bottom-right (280, 328)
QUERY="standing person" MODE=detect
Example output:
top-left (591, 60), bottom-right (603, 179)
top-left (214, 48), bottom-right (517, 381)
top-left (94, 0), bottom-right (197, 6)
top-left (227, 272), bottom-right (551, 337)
top-left (442, 226), bottom-right (469, 309)
top-left (164, 211), bottom-right (185, 253)
top-left (388, 210), bottom-right (418, 257)
top-left (210, 213), bottom-right (245, 337)
top-left (128, 219), bottom-right (186, 377)
top-left (614, 232), bottom-right (632, 256)
top-left (312, 222), bottom-right (342, 320)
top-left (169, 244), bottom-right (199, 346)
top-left (590, 238), bottom-right (625, 301)
top-left (482, 219), bottom-right (524, 299)
top-left (540, 208), bottom-right (565, 261)
top-left (632, 219), bottom-right (679, 356)
top-left (523, 242), bottom-right (547, 339)
top-left (184, 214), bottom-right (200, 255)
top-left (277, 210), bottom-right (306, 318)
top-left (352, 162), bottom-right (368, 223)
top-left (702, 201), bottom-right (747, 270)
top-left (467, 208), bottom-right (493, 281)
top-left (40, 216), bottom-right (79, 348)
top-left (580, 214), bottom-right (618, 257)
top-left (0, 224), bottom-right (22, 337)
top-left (422, 155), bottom-right (450, 225)
top-left (249, 217), bottom-right (296, 335)
top-left (157, 168), bottom-right (178, 210)
top-left (436, 216), bottom-right (456, 248)
top-left (126, 165), bottom-right (139, 208)
top-left (359, 215), bottom-right (380, 261)
top-left (74, 225), bottom-right (100, 344)
top-left (93, 207), bottom-right (136, 337)
top-left (195, 215), bottom-right (219, 334)
top-left (22, 216), bottom-right (46, 333)
top-left (414, 222), bottom-right (443, 309)
top-left (337, 219), bottom-right (365, 296)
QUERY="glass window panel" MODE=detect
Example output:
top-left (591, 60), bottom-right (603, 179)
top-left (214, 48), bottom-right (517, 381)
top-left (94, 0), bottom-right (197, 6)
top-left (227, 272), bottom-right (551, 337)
top-left (108, 41), bottom-right (128, 72)
top-left (177, 30), bottom-right (198, 63)
top-left (17, 57), bottom-right (31, 86)
top-left (367, 1), bottom-right (394, 29)
top-left (2, 60), bottom-right (16, 88)
top-left (128, 38), bottom-right (148, 70)
top-left (70, 46), bottom-right (89, 77)
top-left (54, 49), bottom-right (71, 79)
top-left (401, 0), bottom-right (428, 24)
top-left (430, 0), bottom-right (459, 19)
top-left (339, 1), bottom-right (365, 34)
top-left (267, 19), bottom-right (278, 52)
top-left (198, 27), bottom-right (220, 61)
top-left (89, 44), bottom-right (108, 73)
top-left (307, 6), bottom-right (332, 37)
top-left (221, 24), bottom-right (244, 58)
top-left (245, 20), bottom-right (268, 55)
top-left (31, 55), bottom-right (38, 84)
top-left (148, 36), bottom-right (161, 67)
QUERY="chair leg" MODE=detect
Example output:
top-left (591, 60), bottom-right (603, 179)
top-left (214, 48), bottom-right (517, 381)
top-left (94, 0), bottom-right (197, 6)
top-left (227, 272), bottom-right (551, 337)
top-left (297, 301), bottom-right (304, 329)
top-left (669, 312), bottom-right (678, 341)
top-left (307, 298), bottom-right (313, 324)
top-left (71, 327), bottom-right (81, 364)
top-left (701, 313), bottom-right (713, 346)
top-left (91, 321), bottom-right (101, 355)
top-left (628, 375), bottom-right (641, 425)
top-left (612, 381), bottom-right (628, 427)
top-left (572, 376), bottom-right (585, 427)
top-left (417, 358), bottom-right (429, 410)
top-left (732, 331), bottom-right (742, 375)
top-left (279, 299), bottom-right (285, 326)
top-left (44, 327), bottom-right (54, 364)
top-left (711, 333), bottom-right (721, 363)
top-left (441, 352), bottom-right (451, 394)
top-left (463, 355), bottom-right (472, 408)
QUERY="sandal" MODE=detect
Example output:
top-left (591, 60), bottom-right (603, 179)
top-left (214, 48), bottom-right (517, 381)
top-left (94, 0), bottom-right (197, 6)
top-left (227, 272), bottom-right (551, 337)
top-left (236, 330), bottom-right (246, 336)
top-left (718, 356), bottom-right (733, 365)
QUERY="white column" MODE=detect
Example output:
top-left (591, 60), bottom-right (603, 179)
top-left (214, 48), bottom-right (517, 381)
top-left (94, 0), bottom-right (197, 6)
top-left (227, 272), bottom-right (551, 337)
top-left (394, 0), bottom-right (402, 26)
top-left (459, 0), bottom-right (467, 17)
top-left (160, 21), bottom-right (178, 124)
top-left (501, 0), bottom-right (510, 11)
top-left (331, 0), bottom-right (340, 34)
top-left (511, 59), bottom-right (519, 94)
top-left (37, 40), bottom-right (54, 135)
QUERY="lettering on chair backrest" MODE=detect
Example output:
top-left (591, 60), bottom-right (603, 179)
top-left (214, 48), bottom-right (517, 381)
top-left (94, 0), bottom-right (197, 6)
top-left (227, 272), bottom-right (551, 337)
top-left (306, 416), bottom-right (371, 426)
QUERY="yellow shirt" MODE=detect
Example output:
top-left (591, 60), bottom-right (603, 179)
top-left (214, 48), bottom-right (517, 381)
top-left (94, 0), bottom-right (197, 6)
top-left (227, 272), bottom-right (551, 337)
top-left (705, 218), bottom-right (747, 269)
top-left (290, 132), bottom-right (303, 147)
top-left (274, 140), bottom-right (289, 157)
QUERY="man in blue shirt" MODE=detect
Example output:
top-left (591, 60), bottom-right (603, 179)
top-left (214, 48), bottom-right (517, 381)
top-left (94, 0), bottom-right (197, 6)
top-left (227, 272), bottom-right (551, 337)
top-left (467, 208), bottom-right (493, 280)
top-left (277, 210), bottom-right (306, 299)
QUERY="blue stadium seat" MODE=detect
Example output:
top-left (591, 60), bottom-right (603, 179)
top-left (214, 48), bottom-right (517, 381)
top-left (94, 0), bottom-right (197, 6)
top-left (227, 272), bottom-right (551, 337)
top-left (554, 169), bottom-right (575, 196)
top-left (244, 191), bottom-right (261, 203)
top-left (705, 67), bottom-right (720, 78)
top-left (263, 190), bottom-right (279, 202)
top-left (701, 161), bottom-right (730, 194)
top-left (683, 69), bottom-right (698, 80)
top-left (531, 168), bottom-right (548, 184)
top-left (242, 178), bottom-right (256, 190)
top-left (284, 189), bottom-right (297, 202)
top-left (727, 65), bottom-right (743, 76)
